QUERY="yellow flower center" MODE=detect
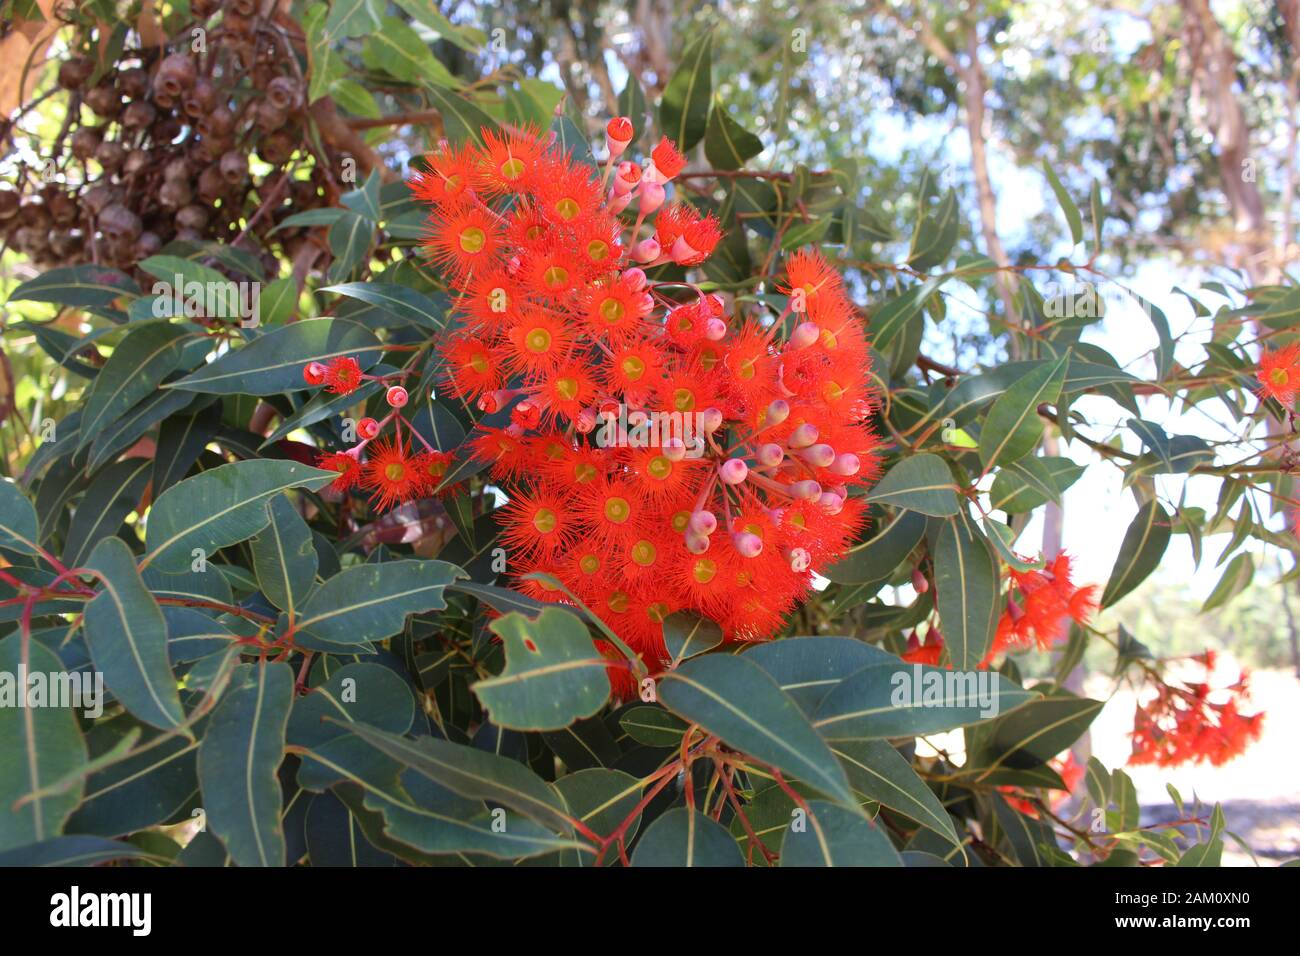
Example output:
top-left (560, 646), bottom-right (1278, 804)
top-left (459, 226), bottom-right (486, 254)
top-left (533, 508), bottom-right (557, 534)
top-left (647, 455), bottom-right (672, 480)
top-left (555, 377), bottom-right (579, 401)
top-left (671, 510), bottom-right (690, 533)
top-left (579, 554), bottom-right (600, 574)
top-left (543, 265), bottom-right (569, 289)
top-left (608, 590), bottom-right (629, 614)
top-left (621, 355), bottom-right (646, 381)
top-left (823, 380), bottom-right (845, 402)
top-left (525, 328), bottom-right (552, 354)
top-left (1270, 367), bottom-right (1290, 387)
top-left (500, 157), bottom-right (525, 180)
top-left (600, 297), bottom-right (625, 325)
top-left (692, 558), bottom-right (717, 584)
top-left (587, 239), bottom-right (610, 261)
top-left (555, 197), bottom-right (581, 221)
top-left (469, 352), bottom-right (489, 374)
top-left (673, 388), bottom-right (695, 412)
top-left (646, 601), bottom-right (669, 623)
top-left (384, 462), bottom-right (406, 482)
top-left (574, 463), bottom-right (597, 484)
top-left (603, 496), bottom-right (630, 523)
top-left (631, 540), bottom-right (657, 566)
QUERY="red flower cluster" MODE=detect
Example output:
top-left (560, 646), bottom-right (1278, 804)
top-left (302, 361), bottom-right (459, 511)
top-left (1130, 652), bottom-right (1264, 767)
top-left (1255, 342), bottom-right (1300, 406)
top-left (984, 552), bottom-right (1098, 663)
top-left (412, 121), bottom-right (883, 667)
top-left (999, 750), bottom-right (1084, 817)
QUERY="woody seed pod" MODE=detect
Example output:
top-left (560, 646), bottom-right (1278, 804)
top-left (199, 105), bottom-right (235, 138)
top-left (84, 82), bottom-right (121, 117)
top-left (58, 55), bottom-right (95, 90)
top-left (122, 149), bottom-right (150, 177)
top-left (183, 78), bottom-right (217, 119)
top-left (159, 179), bottom-right (193, 209)
top-left (266, 76), bottom-right (302, 112)
top-left (154, 52), bottom-right (197, 100)
top-left (254, 99), bottom-right (287, 133)
top-left (0, 190), bottom-right (18, 220)
top-left (176, 204), bottom-right (210, 231)
top-left (48, 191), bottom-right (78, 226)
top-left (121, 100), bottom-right (157, 130)
top-left (118, 67), bottom-right (149, 100)
top-left (70, 127), bottom-right (103, 161)
top-left (198, 165), bottom-right (226, 203)
top-left (218, 150), bottom-right (249, 185)
top-left (94, 139), bottom-right (126, 173)
top-left (99, 203), bottom-right (142, 242)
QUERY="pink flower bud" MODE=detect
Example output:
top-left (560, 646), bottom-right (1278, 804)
top-left (829, 452), bottom-right (861, 476)
top-left (757, 443), bottom-right (785, 468)
top-left (911, 568), bottom-right (930, 594)
top-left (785, 547), bottom-right (812, 572)
top-left (689, 510), bottom-right (718, 536)
top-left (637, 180), bottom-right (665, 214)
top-left (607, 190), bottom-right (632, 215)
top-left (789, 321), bottom-right (820, 349)
top-left (789, 479), bottom-right (822, 500)
top-left (788, 423), bottom-right (819, 449)
top-left (699, 407), bottom-right (723, 433)
top-left (304, 361), bottom-right (327, 385)
top-left (575, 407), bottom-right (597, 433)
top-left (385, 385), bottom-right (408, 408)
top-left (606, 116), bottom-right (634, 156)
top-left (632, 238), bottom-right (661, 263)
top-left (621, 267), bottom-right (647, 291)
top-left (732, 531), bottom-right (763, 558)
top-left (614, 161), bottom-right (642, 196)
top-left (357, 417), bottom-right (380, 440)
top-left (686, 532), bottom-right (711, 554)
top-left (718, 458), bottom-right (749, 485)
top-left (818, 492), bottom-right (845, 514)
top-left (662, 437), bottom-right (687, 462)
top-left (765, 399), bottom-right (790, 426)
top-left (798, 443), bottom-right (836, 468)
top-left (704, 317), bottom-right (728, 340)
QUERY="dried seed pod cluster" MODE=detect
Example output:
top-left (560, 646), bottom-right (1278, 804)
top-left (0, 1), bottom-right (349, 279)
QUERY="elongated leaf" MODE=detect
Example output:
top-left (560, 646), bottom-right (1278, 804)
top-left (864, 454), bottom-right (959, 516)
top-left (0, 836), bottom-right (164, 867)
top-left (66, 731), bottom-right (198, 837)
top-left (168, 318), bottom-right (382, 395)
top-left (471, 608), bottom-right (610, 731)
top-left (250, 495), bottom-right (317, 614)
top-left (295, 559), bottom-right (464, 646)
top-left (62, 457), bottom-right (151, 567)
top-left (7, 264), bottom-right (137, 309)
top-left (0, 636), bottom-right (89, 851)
top-left (780, 800), bottom-right (902, 866)
top-left (813, 662), bottom-right (1037, 740)
top-left (658, 32), bottom-right (713, 152)
top-left (83, 537), bottom-right (184, 729)
top-left (0, 479), bottom-right (41, 555)
top-left (198, 662), bottom-right (294, 867)
top-left (143, 459), bottom-right (337, 572)
top-left (658, 654), bottom-right (858, 811)
top-left (338, 722), bottom-right (575, 834)
top-left (424, 86), bottom-right (496, 147)
top-left (831, 739), bottom-right (958, 847)
top-left (322, 282), bottom-right (445, 329)
top-left (631, 807), bottom-right (743, 867)
top-left (79, 323), bottom-right (191, 447)
top-left (1042, 160), bottom-right (1083, 244)
top-left (990, 455), bottom-right (1084, 513)
top-left (968, 692), bottom-right (1103, 775)
top-left (933, 511), bottom-right (1000, 669)
top-left (908, 189), bottom-right (958, 270)
top-left (743, 636), bottom-right (895, 713)
top-left (1101, 500), bottom-right (1172, 608)
top-left (823, 508), bottom-right (927, 585)
top-left (662, 611), bottom-right (724, 665)
top-left (979, 352), bottom-right (1068, 470)
top-left (1202, 552), bottom-right (1253, 612)
top-left (704, 100), bottom-right (763, 169)
top-left (87, 388), bottom-right (194, 472)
